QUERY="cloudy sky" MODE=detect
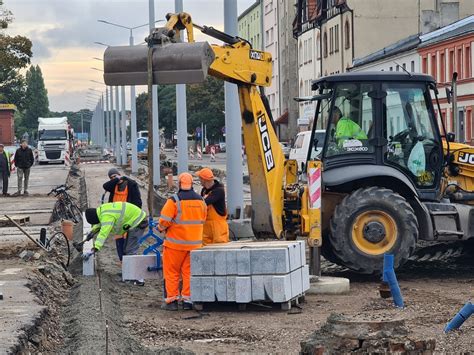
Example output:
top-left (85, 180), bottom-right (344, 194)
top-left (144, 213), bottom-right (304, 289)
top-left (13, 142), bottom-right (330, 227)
top-left (6, 0), bottom-right (255, 112)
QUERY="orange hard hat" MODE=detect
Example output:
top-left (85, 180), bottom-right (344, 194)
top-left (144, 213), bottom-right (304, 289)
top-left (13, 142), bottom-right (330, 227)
top-left (178, 172), bottom-right (193, 190)
top-left (196, 168), bottom-right (214, 181)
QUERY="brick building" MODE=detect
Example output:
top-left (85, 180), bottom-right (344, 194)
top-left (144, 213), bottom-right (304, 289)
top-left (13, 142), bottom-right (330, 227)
top-left (0, 104), bottom-right (16, 145)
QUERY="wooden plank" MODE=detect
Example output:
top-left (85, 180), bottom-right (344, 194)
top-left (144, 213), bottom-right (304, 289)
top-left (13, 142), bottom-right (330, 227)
top-left (0, 216), bottom-right (30, 227)
top-left (0, 209), bottom-right (52, 214)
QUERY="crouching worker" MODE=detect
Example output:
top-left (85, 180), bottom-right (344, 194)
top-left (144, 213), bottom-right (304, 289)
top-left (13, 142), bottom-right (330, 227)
top-left (83, 202), bottom-right (147, 286)
top-left (158, 173), bottom-right (207, 311)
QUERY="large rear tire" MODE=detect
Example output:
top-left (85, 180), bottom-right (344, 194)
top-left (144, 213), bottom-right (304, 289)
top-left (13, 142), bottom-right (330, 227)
top-left (329, 187), bottom-right (417, 274)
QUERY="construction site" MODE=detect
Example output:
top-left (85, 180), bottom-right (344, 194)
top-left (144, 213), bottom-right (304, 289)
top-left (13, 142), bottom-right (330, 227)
top-left (2, 0), bottom-right (474, 353)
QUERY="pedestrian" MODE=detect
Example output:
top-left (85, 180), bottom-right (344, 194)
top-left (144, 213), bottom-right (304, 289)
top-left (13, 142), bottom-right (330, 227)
top-left (158, 173), bottom-right (207, 311)
top-left (83, 202), bottom-right (147, 286)
top-left (196, 168), bottom-right (229, 245)
top-left (13, 140), bottom-right (34, 196)
top-left (103, 168), bottom-right (142, 262)
top-left (0, 144), bottom-right (11, 196)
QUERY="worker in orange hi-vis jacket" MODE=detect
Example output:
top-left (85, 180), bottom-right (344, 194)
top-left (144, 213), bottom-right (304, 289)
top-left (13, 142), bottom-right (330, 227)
top-left (158, 172), bottom-right (207, 311)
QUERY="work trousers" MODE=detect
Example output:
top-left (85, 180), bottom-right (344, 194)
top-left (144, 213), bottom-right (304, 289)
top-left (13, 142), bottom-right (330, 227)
top-left (0, 171), bottom-right (8, 194)
top-left (163, 246), bottom-right (191, 304)
top-left (123, 225), bottom-right (145, 256)
top-left (17, 168), bottom-right (30, 192)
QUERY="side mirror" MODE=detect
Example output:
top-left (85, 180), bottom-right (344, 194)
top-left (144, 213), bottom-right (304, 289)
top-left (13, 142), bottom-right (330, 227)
top-left (447, 132), bottom-right (455, 142)
top-left (445, 87), bottom-right (452, 104)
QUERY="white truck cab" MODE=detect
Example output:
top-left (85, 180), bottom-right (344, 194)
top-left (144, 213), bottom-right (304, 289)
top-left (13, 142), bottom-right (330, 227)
top-left (37, 117), bottom-right (72, 164)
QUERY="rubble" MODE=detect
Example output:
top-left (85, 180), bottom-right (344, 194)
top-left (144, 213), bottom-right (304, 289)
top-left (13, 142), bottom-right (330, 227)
top-left (301, 312), bottom-right (436, 354)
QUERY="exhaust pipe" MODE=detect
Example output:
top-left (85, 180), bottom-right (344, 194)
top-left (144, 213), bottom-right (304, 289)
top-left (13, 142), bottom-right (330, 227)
top-left (103, 42), bottom-right (215, 86)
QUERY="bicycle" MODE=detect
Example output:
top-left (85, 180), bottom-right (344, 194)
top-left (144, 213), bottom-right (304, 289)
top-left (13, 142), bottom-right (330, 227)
top-left (48, 184), bottom-right (83, 223)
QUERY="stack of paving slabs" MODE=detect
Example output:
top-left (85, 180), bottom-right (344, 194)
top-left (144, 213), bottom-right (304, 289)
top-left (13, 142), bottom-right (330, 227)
top-left (190, 240), bottom-right (310, 304)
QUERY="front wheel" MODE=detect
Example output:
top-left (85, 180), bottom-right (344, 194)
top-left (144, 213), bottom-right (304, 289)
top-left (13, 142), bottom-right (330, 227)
top-left (329, 187), bottom-right (418, 274)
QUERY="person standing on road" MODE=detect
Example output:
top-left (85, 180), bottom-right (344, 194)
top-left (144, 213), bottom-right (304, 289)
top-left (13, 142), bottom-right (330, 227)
top-left (196, 168), bottom-right (229, 245)
top-left (103, 168), bottom-right (142, 262)
top-left (0, 144), bottom-right (11, 196)
top-left (158, 173), bottom-right (207, 311)
top-left (13, 140), bottom-right (34, 196)
top-left (83, 202), bottom-right (147, 286)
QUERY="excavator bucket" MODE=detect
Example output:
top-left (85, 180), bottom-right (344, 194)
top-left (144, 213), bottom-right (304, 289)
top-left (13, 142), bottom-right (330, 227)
top-left (103, 42), bottom-right (215, 86)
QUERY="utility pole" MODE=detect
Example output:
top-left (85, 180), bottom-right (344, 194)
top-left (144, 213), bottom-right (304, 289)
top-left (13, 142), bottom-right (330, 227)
top-left (115, 85), bottom-right (122, 165)
top-left (110, 86), bottom-right (116, 152)
top-left (149, 0), bottom-right (160, 185)
top-left (175, 0), bottom-right (189, 174)
top-left (130, 33), bottom-right (138, 174)
top-left (224, 0), bottom-right (244, 219)
top-left (105, 86), bottom-right (111, 148)
top-left (120, 86), bottom-right (127, 165)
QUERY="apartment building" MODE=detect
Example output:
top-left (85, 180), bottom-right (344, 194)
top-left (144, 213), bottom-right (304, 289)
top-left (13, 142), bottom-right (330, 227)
top-left (238, 0), bottom-right (263, 50)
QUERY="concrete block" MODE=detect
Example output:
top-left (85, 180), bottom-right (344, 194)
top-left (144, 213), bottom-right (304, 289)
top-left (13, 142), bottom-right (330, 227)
top-left (226, 277), bottom-right (236, 302)
top-left (190, 277), bottom-right (215, 302)
top-left (302, 264), bottom-right (310, 292)
top-left (271, 274), bottom-right (292, 303)
top-left (122, 255), bottom-right (161, 281)
top-left (250, 248), bottom-right (290, 274)
top-left (298, 240), bottom-right (306, 265)
top-left (226, 250), bottom-right (238, 275)
top-left (190, 249), bottom-right (214, 276)
top-left (214, 250), bottom-right (227, 275)
top-left (235, 276), bottom-right (251, 303)
top-left (290, 268), bottom-right (303, 298)
top-left (215, 277), bottom-right (227, 301)
top-left (228, 218), bottom-right (254, 239)
top-left (236, 249), bottom-right (250, 275)
top-left (251, 275), bottom-right (266, 301)
top-left (82, 240), bottom-right (94, 276)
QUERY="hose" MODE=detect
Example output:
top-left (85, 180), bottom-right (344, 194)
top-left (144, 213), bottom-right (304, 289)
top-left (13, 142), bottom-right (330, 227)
top-left (382, 254), bottom-right (404, 308)
top-left (46, 232), bottom-right (71, 269)
top-left (444, 302), bottom-right (474, 332)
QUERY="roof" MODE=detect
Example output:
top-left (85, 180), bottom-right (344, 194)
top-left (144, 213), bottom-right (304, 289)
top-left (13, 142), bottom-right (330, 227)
top-left (352, 34), bottom-right (420, 68)
top-left (238, 0), bottom-right (260, 21)
top-left (419, 15), bottom-right (474, 47)
top-left (0, 104), bottom-right (17, 111)
top-left (353, 15), bottom-right (474, 68)
top-left (313, 72), bottom-right (435, 86)
top-left (275, 110), bottom-right (288, 125)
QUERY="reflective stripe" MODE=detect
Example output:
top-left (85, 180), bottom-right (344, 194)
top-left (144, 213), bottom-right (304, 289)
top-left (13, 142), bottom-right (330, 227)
top-left (100, 209), bottom-right (122, 214)
top-left (159, 215), bottom-right (173, 222)
top-left (112, 203), bottom-right (127, 234)
top-left (101, 222), bottom-right (114, 226)
top-left (165, 296), bottom-right (178, 303)
top-left (131, 210), bottom-right (146, 228)
top-left (173, 194), bottom-right (181, 221)
top-left (179, 220), bottom-right (205, 225)
top-left (164, 236), bottom-right (202, 245)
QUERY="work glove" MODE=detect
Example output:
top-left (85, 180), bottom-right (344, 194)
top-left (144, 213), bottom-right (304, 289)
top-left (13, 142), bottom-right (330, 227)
top-left (82, 248), bottom-right (97, 261)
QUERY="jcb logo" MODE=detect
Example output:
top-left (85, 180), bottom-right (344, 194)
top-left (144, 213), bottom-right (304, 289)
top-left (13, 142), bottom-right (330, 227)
top-left (249, 50), bottom-right (264, 61)
top-left (458, 152), bottom-right (474, 165)
top-left (258, 114), bottom-right (275, 171)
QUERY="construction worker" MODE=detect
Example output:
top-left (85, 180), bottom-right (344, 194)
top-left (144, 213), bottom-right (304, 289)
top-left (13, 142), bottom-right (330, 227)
top-left (103, 168), bottom-right (142, 262)
top-left (333, 107), bottom-right (367, 146)
top-left (0, 144), bottom-right (11, 196)
top-left (196, 168), bottom-right (229, 245)
top-left (83, 202), bottom-right (147, 286)
top-left (158, 173), bottom-right (207, 311)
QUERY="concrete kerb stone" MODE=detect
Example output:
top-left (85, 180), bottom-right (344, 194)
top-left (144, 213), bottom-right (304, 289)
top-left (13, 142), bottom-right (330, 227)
top-left (122, 255), bottom-right (161, 281)
top-left (82, 212), bottom-right (94, 276)
top-left (306, 276), bottom-right (350, 295)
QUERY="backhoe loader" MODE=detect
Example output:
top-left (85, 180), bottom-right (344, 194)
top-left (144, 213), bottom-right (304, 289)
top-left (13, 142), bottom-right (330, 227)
top-left (103, 12), bottom-right (474, 274)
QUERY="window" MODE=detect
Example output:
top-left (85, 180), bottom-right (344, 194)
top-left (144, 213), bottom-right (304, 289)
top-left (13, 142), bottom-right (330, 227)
top-left (335, 24), bottom-right (339, 52)
top-left (390, 66), bottom-right (393, 71)
top-left (431, 53), bottom-right (437, 80)
top-left (323, 31), bottom-right (328, 58)
top-left (440, 51), bottom-right (446, 83)
top-left (465, 46), bottom-right (471, 78)
top-left (299, 42), bottom-right (303, 66)
top-left (457, 47), bottom-right (463, 78)
top-left (329, 27), bottom-right (333, 54)
top-left (411, 60), bottom-right (415, 72)
top-left (316, 33), bottom-right (321, 59)
top-left (422, 56), bottom-right (428, 74)
top-left (396, 65), bottom-right (400, 72)
top-left (383, 83), bottom-right (441, 187)
top-left (402, 63), bottom-right (406, 70)
top-left (308, 40), bottom-right (312, 63)
top-left (344, 20), bottom-right (350, 49)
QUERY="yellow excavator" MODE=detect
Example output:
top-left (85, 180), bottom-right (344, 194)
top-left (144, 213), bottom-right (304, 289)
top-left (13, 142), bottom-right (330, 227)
top-left (103, 12), bottom-right (474, 274)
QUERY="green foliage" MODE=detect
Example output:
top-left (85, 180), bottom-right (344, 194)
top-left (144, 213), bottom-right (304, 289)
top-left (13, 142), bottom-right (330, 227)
top-left (22, 65), bottom-right (49, 130)
top-left (135, 77), bottom-right (225, 142)
top-left (0, 1), bottom-right (32, 109)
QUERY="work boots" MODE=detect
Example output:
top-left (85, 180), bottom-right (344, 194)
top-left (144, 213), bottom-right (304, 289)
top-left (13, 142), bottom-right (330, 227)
top-left (161, 301), bottom-right (178, 311)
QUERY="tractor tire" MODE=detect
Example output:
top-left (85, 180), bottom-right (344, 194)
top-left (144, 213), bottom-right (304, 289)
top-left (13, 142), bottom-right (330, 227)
top-left (329, 187), bottom-right (417, 274)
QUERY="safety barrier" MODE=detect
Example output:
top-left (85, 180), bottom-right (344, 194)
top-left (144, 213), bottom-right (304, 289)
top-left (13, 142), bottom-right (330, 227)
top-left (210, 146), bottom-right (216, 162)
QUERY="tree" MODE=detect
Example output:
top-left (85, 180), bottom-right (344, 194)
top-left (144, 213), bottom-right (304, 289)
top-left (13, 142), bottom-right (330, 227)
top-left (22, 65), bottom-right (49, 131)
top-left (0, 1), bottom-right (32, 108)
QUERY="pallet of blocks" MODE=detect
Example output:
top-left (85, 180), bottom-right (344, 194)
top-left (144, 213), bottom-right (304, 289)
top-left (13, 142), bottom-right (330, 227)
top-left (190, 240), bottom-right (310, 310)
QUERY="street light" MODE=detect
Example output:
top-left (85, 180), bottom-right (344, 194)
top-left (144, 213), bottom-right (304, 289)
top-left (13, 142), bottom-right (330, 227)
top-left (97, 18), bottom-right (164, 174)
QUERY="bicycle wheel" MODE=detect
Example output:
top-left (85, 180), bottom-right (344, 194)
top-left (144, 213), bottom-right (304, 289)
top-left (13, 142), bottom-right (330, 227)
top-left (54, 201), bottom-right (69, 221)
top-left (67, 204), bottom-right (83, 223)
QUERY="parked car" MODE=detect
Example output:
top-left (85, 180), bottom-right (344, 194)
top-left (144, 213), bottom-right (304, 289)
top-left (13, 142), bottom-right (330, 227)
top-left (279, 142), bottom-right (291, 158)
top-left (289, 130), bottom-right (326, 171)
top-left (205, 144), bottom-right (221, 154)
top-left (218, 142), bottom-right (226, 152)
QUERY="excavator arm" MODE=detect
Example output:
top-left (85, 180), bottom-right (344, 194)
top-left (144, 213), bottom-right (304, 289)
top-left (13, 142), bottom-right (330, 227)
top-left (103, 12), bottom-right (320, 242)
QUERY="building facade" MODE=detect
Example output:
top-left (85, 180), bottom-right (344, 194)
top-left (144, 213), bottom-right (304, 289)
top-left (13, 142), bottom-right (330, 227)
top-left (238, 0), bottom-right (263, 50)
top-left (351, 16), bottom-right (474, 144)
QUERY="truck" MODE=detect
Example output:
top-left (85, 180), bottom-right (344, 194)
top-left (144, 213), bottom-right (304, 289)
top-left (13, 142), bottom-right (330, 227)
top-left (103, 12), bottom-right (474, 275)
top-left (37, 117), bottom-right (73, 164)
